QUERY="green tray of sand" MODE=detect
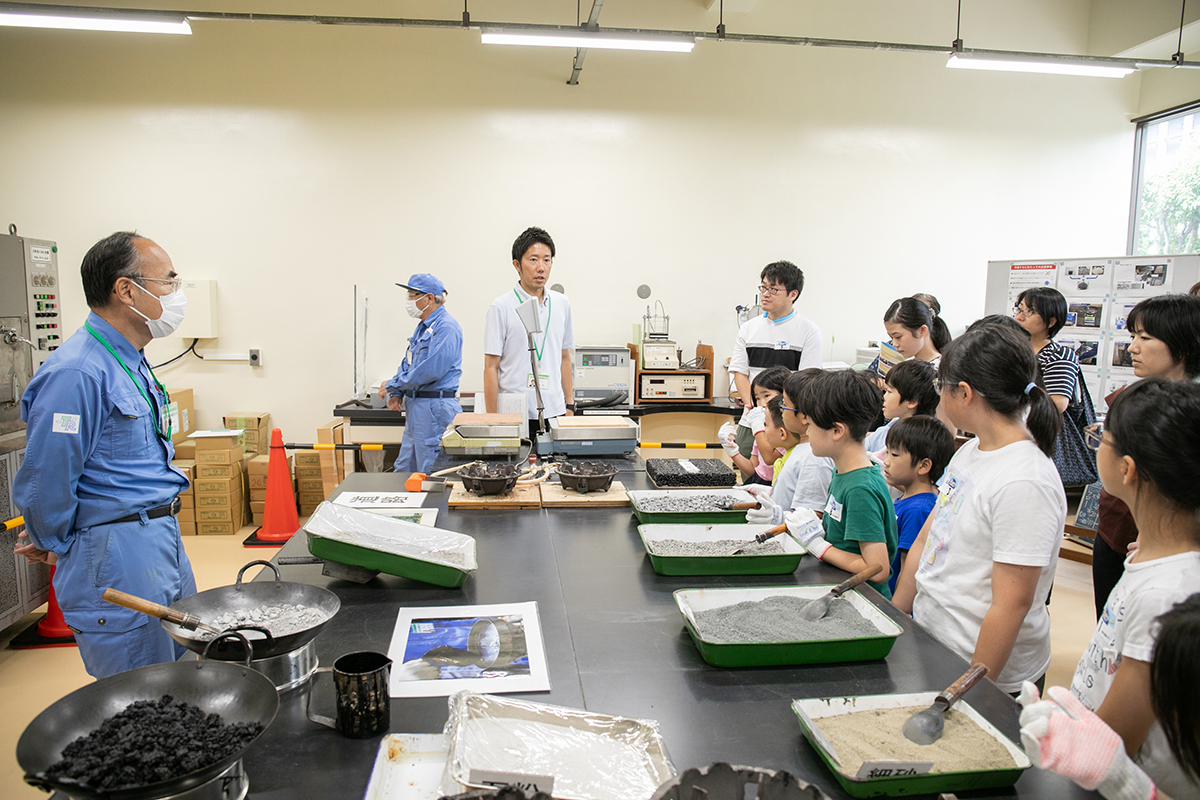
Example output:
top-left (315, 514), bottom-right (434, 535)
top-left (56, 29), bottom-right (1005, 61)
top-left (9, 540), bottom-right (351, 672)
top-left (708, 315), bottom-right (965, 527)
top-left (792, 693), bottom-right (1030, 797)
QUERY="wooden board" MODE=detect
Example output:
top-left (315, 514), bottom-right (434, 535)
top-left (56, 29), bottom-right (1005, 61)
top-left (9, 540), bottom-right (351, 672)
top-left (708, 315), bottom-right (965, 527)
top-left (555, 416), bottom-right (632, 428)
top-left (540, 480), bottom-right (629, 508)
top-left (451, 412), bottom-right (523, 427)
top-left (448, 482), bottom-right (541, 509)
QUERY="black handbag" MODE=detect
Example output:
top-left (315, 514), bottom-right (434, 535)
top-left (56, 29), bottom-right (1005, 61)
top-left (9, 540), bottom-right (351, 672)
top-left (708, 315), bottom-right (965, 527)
top-left (1052, 366), bottom-right (1099, 487)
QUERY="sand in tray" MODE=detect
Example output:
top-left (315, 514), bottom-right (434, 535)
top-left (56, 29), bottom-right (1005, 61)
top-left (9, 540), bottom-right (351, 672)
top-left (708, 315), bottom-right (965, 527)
top-left (815, 706), bottom-right (1018, 776)
top-left (692, 595), bottom-right (880, 643)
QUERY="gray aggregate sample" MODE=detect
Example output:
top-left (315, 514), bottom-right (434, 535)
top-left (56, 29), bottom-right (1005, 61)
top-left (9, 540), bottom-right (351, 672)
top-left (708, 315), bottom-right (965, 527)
top-left (692, 595), bottom-right (880, 643)
top-left (637, 494), bottom-right (743, 513)
top-left (198, 603), bottom-right (327, 639)
top-left (648, 539), bottom-right (785, 556)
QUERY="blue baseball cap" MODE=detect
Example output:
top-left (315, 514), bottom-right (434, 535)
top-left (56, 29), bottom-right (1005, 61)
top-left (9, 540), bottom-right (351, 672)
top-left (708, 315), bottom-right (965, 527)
top-left (396, 273), bottom-right (445, 295)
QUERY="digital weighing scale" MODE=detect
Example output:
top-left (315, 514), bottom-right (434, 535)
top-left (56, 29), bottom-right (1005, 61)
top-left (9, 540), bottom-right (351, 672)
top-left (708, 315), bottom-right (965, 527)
top-left (440, 413), bottom-right (523, 456)
top-left (544, 416), bottom-right (639, 457)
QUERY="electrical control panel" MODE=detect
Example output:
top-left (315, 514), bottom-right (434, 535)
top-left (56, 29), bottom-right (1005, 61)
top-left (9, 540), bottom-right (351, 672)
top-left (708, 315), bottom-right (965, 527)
top-left (574, 345), bottom-right (632, 400)
top-left (1, 234), bottom-right (61, 433)
top-left (639, 373), bottom-right (708, 400)
top-left (22, 237), bottom-right (62, 370)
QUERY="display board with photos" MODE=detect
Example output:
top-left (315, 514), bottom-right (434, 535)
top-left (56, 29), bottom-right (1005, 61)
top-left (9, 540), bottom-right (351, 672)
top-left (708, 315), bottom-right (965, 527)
top-left (984, 255), bottom-right (1200, 411)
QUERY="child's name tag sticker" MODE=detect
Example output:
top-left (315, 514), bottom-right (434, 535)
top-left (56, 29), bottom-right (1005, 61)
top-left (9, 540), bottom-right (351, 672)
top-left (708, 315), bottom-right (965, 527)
top-left (824, 495), bottom-right (844, 522)
top-left (854, 761), bottom-right (934, 780)
top-left (52, 413), bottom-right (81, 434)
top-left (469, 769), bottom-right (554, 795)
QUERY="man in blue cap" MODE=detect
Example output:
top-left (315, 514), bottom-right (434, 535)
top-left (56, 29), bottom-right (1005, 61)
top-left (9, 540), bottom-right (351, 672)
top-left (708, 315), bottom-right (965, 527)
top-left (379, 273), bottom-right (463, 473)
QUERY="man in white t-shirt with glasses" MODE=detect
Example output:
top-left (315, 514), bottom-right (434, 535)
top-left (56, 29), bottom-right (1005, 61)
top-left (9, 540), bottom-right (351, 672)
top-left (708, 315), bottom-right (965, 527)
top-left (725, 261), bottom-right (822, 463)
top-left (483, 227), bottom-right (575, 443)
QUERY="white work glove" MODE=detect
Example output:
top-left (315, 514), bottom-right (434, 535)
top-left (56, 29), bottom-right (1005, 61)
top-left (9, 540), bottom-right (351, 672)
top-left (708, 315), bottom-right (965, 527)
top-left (745, 492), bottom-right (786, 525)
top-left (720, 429), bottom-right (740, 457)
top-left (718, 420), bottom-right (738, 441)
top-left (745, 406), bottom-right (767, 435)
top-left (786, 508), bottom-right (830, 559)
top-left (1017, 683), bottom-right (1156, 800)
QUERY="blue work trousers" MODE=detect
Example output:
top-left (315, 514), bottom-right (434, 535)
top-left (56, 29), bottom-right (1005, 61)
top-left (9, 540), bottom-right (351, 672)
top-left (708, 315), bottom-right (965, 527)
top-left (54, 515), bottom-right (197, 679)
top-left (395, 397), bottom-right (461, 473)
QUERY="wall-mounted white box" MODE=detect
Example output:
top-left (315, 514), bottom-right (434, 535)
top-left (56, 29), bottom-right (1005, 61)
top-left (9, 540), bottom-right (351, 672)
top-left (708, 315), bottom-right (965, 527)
top-left (176, 279), bottom-right (218, 339)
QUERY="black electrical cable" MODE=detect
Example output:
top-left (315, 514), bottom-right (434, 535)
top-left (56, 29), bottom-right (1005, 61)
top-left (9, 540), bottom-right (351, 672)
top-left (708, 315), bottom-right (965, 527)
top-left (152, 338), bottom-right (200, 368)
top-left (1176, 0), bottom-right (1188, 62)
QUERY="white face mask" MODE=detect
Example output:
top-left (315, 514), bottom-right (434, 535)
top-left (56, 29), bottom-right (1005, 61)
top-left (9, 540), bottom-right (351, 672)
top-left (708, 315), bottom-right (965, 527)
top-left (131, 279), bottom-right (187, 338)
top-left (405, 296), bottom-right (426, 319)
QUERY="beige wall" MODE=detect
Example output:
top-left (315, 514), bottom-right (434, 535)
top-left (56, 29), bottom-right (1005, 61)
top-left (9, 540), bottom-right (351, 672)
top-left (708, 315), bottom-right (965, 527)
top-left (0, 2), bottom-right (1141, 441)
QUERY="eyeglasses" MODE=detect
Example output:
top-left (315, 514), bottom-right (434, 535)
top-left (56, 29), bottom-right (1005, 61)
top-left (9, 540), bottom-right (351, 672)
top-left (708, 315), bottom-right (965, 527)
top-left (1013, 305), bottom-right (1038, 319)
top-left (135, 276), bottom-right (183, 292)
top-left (780, 404), bottom-right (799, 413)
top-left (1084, 423), bottom-right (1108, 451)
top-left (758, 284), bottom-right (786, 297)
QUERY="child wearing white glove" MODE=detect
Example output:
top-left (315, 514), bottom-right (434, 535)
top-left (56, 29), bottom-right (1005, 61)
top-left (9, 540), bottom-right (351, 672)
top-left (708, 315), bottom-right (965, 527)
top-left (726, 367), bottom-right (791, 485)
top-left (1018, 683), bottom-right (1158, 800)
top-left (788, 369), bottom-right (897, 597)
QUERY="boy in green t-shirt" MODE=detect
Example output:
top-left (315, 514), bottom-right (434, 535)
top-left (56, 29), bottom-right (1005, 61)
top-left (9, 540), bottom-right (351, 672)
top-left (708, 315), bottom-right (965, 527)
top-left (784, 370), bottom-right (898, 598)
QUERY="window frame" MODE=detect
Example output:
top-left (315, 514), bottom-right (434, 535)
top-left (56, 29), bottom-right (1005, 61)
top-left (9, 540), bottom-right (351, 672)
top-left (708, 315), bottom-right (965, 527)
top-left (1128, 99), bottom-right (1200, 255)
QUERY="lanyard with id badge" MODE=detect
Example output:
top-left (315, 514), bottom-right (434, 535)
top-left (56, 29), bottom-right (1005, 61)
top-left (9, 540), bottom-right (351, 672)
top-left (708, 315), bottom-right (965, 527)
top-left (918, 468), bottom-right (973, 575)
top-left (85, 322), bottom-right (173, 441)
top-left (514, 289), bottom-right (552, 390)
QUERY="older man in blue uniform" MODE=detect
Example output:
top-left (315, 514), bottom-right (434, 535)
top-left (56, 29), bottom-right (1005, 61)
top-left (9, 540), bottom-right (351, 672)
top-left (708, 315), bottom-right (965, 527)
top-left (13, 231), bottom-right (197, 679)
top-left (379, 273), bottom-right (462, 473)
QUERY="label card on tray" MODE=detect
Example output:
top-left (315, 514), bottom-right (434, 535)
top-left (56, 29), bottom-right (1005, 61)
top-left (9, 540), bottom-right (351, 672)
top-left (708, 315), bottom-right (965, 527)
top-left (469, 769), bottom-right (554, 795)
top-left (854, 760), bottom-right (934, 780)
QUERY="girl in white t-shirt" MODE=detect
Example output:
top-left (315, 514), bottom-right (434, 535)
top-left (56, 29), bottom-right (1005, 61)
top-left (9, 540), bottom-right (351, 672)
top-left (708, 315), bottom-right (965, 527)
top-left (893, 324), bottom-right (1066, 694)
top-left (1022, 378), bottom-right (1200, 800)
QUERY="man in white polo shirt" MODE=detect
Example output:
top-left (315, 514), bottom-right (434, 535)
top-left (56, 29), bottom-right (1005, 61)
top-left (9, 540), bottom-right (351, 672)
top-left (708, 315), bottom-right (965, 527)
top-left (726, 260), bottom-right (822, 461)
top-left (483, 227), bottom-right (575, 439)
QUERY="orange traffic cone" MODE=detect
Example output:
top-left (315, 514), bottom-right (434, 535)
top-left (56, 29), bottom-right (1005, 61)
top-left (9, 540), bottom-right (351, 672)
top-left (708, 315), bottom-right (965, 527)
top-left (37, 567), bottom-right (74, 639)
top-left (257, 428), bottom-right (300, 542)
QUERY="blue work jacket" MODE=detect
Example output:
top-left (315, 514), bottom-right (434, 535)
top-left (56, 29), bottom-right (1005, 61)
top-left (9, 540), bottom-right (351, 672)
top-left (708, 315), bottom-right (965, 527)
top-left (385, 304), bottom-right (463, 396)
top-left (13, 312), bottom-right (187, 555)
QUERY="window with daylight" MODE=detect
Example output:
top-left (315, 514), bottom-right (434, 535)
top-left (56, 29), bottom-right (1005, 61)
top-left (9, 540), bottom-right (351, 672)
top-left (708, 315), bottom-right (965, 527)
top-left (1130, 103), bottom-right (1200, 255)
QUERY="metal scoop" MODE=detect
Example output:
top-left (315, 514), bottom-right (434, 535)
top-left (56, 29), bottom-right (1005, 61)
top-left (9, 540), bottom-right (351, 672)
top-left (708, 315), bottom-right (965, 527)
top-left (902, 663), bottom-right (989, 745)
top-left (798, 563), bottom-right (883, 621)
top-left (728, 523), bottom-right (788, 555)
top-left (102, 587), bottom-right (223, 636)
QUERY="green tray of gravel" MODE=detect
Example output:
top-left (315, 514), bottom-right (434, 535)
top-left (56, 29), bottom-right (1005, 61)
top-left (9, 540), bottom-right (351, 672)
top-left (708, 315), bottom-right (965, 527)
top-left (638, 524), bottom-right (805, 575)
top-left (674, 586), bottom-right (903, 667)
top-left (791, 693), bottom-right (1029, 797)
top-left (627, 489), bottom-right (756, 525)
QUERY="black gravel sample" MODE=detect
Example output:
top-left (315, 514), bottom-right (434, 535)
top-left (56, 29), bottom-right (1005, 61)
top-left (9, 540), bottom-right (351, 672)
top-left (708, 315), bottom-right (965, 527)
top-left (45, 695), bottom-right (262, 790)
top-left (646, 458), bottom-right (736, 487)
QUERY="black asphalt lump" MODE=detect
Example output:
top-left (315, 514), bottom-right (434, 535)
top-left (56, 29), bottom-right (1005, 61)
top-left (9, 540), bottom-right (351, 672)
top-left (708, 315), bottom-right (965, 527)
top-left (44, 695), bottom-right (262, 789)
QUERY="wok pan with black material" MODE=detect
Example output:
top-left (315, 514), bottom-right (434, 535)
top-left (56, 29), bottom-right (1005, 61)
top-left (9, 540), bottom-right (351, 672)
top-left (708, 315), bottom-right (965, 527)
top-left (162, 560), bottom-right (340, 661)
top-left (18, 633), bottom-right (279, 800)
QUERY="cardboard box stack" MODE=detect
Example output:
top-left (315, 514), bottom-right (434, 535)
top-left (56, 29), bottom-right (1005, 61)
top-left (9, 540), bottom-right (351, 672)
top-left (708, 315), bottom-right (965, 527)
top-left (223, 412), bottom-right (271, 458)
top-left (192, 432), bottom-right (246, 535)
top-left (294, 450), bottom-right (326, 516)
top-left (173, 459), bottom-right (196, 535)
top-left (166, 388), bottom-right (196, 446)
top-left (247, 453), bottom-right (290, 527)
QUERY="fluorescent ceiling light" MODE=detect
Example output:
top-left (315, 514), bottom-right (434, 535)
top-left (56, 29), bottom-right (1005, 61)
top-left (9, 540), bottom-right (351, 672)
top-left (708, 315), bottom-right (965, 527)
top-left (482, 29), bottom-right (694, 53)
top-left (0, 10), bottom-right (191, 35)
top-left (947, 53), bottom-right (1133, 78)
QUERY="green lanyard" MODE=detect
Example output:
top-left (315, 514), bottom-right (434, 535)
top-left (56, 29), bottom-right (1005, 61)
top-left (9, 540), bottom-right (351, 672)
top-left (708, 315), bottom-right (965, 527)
top-left (85, 322), bottom-right (172, 441)
top-left (513, 288), bottom-right (552, 364)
